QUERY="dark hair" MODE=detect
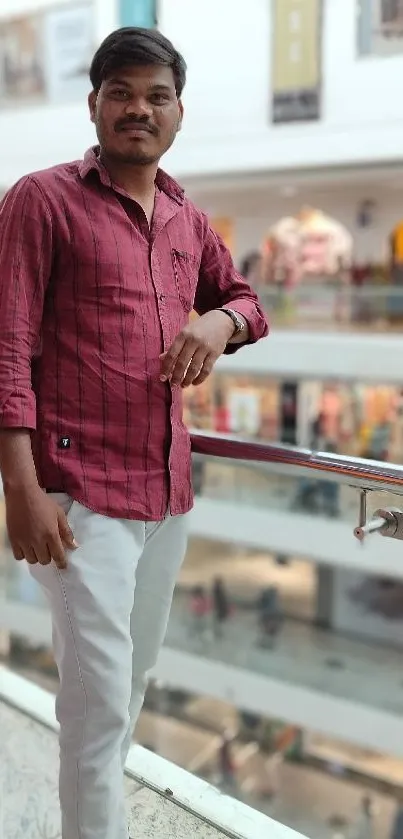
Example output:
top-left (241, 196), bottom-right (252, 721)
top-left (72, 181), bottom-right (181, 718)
top-left (90, 27), bottom-right (187, 97)
top-left (239, 251), bottom-right (261, 278)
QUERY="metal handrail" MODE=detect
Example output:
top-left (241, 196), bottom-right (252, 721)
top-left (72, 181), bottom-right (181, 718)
top-left (190, 431), bottom-right (403, 496)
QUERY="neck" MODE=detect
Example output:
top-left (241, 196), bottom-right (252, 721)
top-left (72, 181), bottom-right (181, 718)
top-left (100, 151), bottom-right (158, 199)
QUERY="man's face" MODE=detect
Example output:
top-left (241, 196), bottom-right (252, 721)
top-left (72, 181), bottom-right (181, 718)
top-left (88, 64), bottom-right (183, 166)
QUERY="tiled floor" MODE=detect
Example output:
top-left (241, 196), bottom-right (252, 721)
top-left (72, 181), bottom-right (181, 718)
top-left (1, 703), bottom-right (228, 839)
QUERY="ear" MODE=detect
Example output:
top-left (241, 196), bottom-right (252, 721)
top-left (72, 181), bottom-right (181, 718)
top-left (177, 100), bottom-right (184, 133)
top-left (88, 90), bottom-right (97, 124)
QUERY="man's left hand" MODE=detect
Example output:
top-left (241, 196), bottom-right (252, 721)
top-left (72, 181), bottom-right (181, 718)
top-left (160, 310), bottom-right (236, 388)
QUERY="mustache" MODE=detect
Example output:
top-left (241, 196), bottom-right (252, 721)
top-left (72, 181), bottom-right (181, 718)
top-left (115, 118), bottom-right (157, 135)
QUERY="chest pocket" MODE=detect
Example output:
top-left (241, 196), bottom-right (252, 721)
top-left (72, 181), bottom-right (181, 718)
top-left (172, 249), bottom-right (199, 313)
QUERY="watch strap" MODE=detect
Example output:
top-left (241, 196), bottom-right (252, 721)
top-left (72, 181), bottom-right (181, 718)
top-left (218, 308), bottom-right (245, 335)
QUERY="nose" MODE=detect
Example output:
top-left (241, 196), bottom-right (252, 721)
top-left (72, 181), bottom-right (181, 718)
top-left (124, 96), bottom-right (153, 119)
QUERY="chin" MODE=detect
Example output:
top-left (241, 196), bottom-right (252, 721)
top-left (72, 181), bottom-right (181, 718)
top-left (116, 147), bottom-right (159, 166)
top-left (130, 153), bottom-right (159, 165)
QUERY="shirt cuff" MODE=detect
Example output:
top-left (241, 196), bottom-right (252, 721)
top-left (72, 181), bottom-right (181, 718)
top-left (0, 392), bottom-right (37, 430)
top-left (222, 300), bottom-right (269, 355)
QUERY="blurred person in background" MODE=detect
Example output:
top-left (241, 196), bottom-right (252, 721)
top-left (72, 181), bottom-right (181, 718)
top-left (350, 794), bottom-right (374, 839)
top-left (391, 791), bottom-right (403, 839)
top-left (239, 251), bottom-right (262, 287)
top-left (294, 413), bottom-right (340, 516)
top-left (218, 732), bottom-right (238, 795)
top-left (364, 419), bottom-right (391, 462)
top-left (257, 586), bottom-right (282, 649)
top-left (0, 26), bottom-right (268, 839)
top-left (213, 386), bottom-right (231, 433)
top-left (212, 576), bottom-right (231, 638)
top-left (189, 585), bottom-right (211, 642)
top-left (191, 456), bottom-right (205, 495)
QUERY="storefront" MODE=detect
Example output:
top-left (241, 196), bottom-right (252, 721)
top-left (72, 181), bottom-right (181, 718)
top-left (185, 374), bottom-right (403, 464)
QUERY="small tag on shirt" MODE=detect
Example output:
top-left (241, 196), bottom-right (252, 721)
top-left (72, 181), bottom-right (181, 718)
top-left (58, 436), bottom-right (71, 450)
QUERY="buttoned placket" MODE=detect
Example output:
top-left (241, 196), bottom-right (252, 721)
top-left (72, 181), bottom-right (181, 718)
top-left (111, 185), bottom-right (184, 516)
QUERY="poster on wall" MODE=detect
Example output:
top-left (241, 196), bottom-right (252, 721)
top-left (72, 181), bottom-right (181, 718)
top-left (271, 0), bottom-right (322, 123)
top-left (43, 4), bottom-right (94, 102)
top-left (357, 0), bottom-right (403, 57)
top-left (0, 4), bottom-right (94, 108)
top-left (0, 14), bottom-right (46, 105)
top-left (119, 0), bottom-right (158, 27)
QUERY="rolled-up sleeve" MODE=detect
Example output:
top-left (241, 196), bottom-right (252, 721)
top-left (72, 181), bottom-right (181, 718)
top-left (0, 177), bottom-right (53, 429)
top-left (194, 222), bottom-right (269, 353)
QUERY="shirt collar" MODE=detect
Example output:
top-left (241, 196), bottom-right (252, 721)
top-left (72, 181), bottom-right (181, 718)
top-left (78, 146), bottom-right (185, 205)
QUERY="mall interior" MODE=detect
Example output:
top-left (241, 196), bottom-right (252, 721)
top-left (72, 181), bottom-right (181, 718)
top-left (3, 1), bottom-right (403, 838)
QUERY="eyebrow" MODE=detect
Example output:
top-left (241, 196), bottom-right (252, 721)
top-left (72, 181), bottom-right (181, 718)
top-left (106, 77), bottom-right (173, 93)
top-left (106, 77), bottom-right (131, 87)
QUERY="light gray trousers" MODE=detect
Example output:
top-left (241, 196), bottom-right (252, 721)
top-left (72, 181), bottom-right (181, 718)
top-left (31, 494), bottom-right (188, 839)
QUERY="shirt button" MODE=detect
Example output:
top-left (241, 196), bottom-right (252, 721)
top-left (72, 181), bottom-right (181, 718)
top-left (159, 294), bottom-right (165, 301)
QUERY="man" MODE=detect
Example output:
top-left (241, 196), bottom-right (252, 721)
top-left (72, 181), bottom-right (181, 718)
top-left (0, 27), bottom-right (268, 839)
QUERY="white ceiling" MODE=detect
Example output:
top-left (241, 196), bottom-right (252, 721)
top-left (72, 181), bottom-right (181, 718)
top-left (182, 163), bottom-right (403, 204)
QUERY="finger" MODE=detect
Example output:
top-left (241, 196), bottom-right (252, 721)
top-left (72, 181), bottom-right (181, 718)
top-left (170, 342), bottom-right (200, 387)
top-left (25, 547), bottom-right (39, 566)
top-left (37, 543), bottom-right (52, 566)
top-left (32, 541), bottom-right (53, 566)
top-left (191, 353), bottom-right (216, 387)
top-left (48, 533), bottom-right (68, 570)
top-left (160, 335), bottom-right (186, 381)
top-left (181, 348), bottom-right (207, 388)
top-left (58, 510), bottom-right (79, 550)
top-left (12, 543), bottom-right (25, 561)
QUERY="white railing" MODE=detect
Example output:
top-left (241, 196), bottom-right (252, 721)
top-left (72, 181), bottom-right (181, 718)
top-left (1, 665), bottom-right (306, 839)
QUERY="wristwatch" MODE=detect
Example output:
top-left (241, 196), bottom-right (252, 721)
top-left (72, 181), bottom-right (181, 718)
top-left (218, 308), bottom-right (246, 336)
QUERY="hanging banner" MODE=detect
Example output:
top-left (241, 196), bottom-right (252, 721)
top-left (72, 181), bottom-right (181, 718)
top-left (0, 4), bottom-right (94, 109)
top-left (271, 0), bottom-right (322, 124)
top-left (119, 0), bottom-right (157, 28)
top-left (357, 0), bottom-right (403, 57)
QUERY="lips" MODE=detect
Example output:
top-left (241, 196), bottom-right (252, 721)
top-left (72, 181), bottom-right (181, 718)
top-left (117, 124), bottom-right (154, 136)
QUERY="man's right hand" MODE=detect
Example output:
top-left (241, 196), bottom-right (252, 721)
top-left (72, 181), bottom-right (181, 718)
top-left (5, 484), bottom-right (78, 570)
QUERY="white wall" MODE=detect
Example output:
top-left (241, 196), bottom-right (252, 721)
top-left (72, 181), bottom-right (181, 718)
top-left (2, 0), bottom-right (403, 185)
top-left (163, 0), bottom-right (403, 176)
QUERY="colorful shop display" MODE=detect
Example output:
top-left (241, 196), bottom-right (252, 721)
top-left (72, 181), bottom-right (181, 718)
top-left (261, 208), bottom-right (353, 288)
top-left (184, 375), bottom-right (403, 465)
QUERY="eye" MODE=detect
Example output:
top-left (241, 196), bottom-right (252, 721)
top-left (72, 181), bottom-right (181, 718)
top-left (149, 93), bottom-right (170, 105)
top-left (109, 88), bottom-right (131, 100)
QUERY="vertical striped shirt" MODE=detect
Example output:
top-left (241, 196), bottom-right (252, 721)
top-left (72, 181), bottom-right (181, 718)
top-left (0, 147), bottom-right (268, 520)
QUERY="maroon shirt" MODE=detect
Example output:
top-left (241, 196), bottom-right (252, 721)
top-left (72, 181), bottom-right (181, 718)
top-left (0, 147), bottom-right (268, 520)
